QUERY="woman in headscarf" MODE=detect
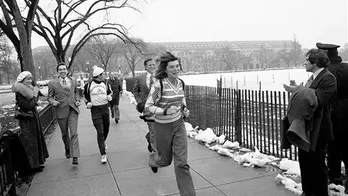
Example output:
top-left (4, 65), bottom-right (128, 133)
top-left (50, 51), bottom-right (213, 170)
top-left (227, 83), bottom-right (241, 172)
top-left (144, 52), bottom-right (196, 196)
top-left (12, 71), bottom-right (49, 173)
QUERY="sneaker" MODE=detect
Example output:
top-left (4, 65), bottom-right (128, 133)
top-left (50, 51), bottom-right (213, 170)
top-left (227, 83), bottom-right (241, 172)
top-left (101, 155), bottom-right (107, 164)
top-left (72, 157), bottom-right (78, 165)
top-left (105, 144), bottom-right (108, 150)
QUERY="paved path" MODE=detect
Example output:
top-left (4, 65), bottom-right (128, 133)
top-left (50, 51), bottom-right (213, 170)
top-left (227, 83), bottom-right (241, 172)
top-left (26, 95), bottom-right (296, 196)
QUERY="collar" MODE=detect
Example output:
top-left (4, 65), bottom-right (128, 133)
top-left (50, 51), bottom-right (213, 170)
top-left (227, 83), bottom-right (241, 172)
top-left (59, 76), bottom-right (70, 81)
top-left (312, 68), bottom-right (324, 80)
top-left (146, 72), bottom-right (153, 78)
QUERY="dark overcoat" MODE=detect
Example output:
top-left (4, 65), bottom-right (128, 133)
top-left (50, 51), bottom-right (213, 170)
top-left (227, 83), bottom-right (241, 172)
top-left (108, 78), bottom-right (122, 105)
top-left (16, 92), bottom-right (49, 169)
top-left (308, 68), bottom-right (336, 151)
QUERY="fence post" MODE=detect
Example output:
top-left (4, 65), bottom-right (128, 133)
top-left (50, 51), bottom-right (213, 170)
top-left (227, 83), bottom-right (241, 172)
top-left (218, 76), bottom-right (222, 135)
top-left (235, 89), bottom-right (242, 143)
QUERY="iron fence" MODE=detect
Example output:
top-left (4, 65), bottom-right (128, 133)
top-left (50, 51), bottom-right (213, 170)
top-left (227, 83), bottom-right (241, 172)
top-left (185, 82), bottom-right (298, 161)
top-left (0, 104), bottom-right (56, 196)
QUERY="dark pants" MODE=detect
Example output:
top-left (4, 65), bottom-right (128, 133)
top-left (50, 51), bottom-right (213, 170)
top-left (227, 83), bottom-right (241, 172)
top-left (299, 137), bottom-right (328, 196)
top-left (91, 104), bottom-right (110, 155)
top-left (328, 99), bottom-right (348, 181)
top-left (328, 140), bottom-right (348, 180)
top-left (110, 104), bottom-right (120, 120)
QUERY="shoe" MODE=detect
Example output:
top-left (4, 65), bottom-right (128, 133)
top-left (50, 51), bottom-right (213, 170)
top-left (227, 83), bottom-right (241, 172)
top-left (115, 119), bottom-right (119, 124)
top-left (105, 144), bottom-right (108, 150)
top-left (65, 151), bottom-right (71, 159)
top-left (111, 113), bottom-right (114, 118)
top-left (151, 167), bottom-right (158, 173)
top-left (39, 165), bottom-right (45, 169)
top-left (72, 157), bottom-right (78, 165)
top-left (101, 155), bottom-right (107, 164)
top-left (32, 167), bottom-right (43, 173)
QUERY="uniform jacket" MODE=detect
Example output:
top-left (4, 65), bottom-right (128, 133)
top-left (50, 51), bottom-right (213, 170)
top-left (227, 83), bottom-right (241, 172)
top-left (48, 76), bottom-right (80, 119)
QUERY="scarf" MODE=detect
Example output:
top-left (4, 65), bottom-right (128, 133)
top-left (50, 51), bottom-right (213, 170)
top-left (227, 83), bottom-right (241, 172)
top-left (12, 82), bottom-right (39, 100)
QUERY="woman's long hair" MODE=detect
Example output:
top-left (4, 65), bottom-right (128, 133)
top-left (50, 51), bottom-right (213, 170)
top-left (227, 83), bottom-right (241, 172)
top-left (154, 51), bottom-right (182, 80)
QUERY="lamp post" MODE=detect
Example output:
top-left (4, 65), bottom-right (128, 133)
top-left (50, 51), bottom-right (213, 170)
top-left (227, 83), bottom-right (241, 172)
top-left (38, 66), bottom-right (42, 80)
top-left (86, 61), bottom-right (90, 78)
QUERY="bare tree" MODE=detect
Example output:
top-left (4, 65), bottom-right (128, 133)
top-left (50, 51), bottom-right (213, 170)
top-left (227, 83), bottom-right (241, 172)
top-left (85, 35), bottom-right (119, 72)
top-left (215, 47), bottom-right (243, 71)
top-left (0, 0), bottom-right (39, 79)
top-left (0, 36), bottom-right (20, 84)
top-left (32, 0), bottom-right (142, 71)
top-left (33, 50), bottom-right (56, 80)
top-left (121, 38), bottom-right (148, 77)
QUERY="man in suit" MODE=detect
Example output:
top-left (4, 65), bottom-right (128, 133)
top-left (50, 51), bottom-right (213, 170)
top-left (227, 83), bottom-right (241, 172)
top-left (133, 58), bottom-right (156, 152)
top-left (284, 49), bottom-right (336, 196)
top-left (48, 62), bottom-right (81, 165)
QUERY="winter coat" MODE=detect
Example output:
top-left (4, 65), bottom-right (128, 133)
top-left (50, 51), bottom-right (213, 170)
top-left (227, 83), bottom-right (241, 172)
top-left (12, 82), bottom-right (49, 169)
top-left (108, 78), bottom-right (122, 105)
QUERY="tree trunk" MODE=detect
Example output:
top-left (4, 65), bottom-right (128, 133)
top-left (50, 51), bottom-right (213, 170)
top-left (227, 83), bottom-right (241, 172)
top-left (20, 41), bottom-right (36, 80)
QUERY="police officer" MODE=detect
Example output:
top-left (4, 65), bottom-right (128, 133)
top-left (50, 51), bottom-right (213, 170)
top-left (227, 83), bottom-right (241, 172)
top-left (317, 43), bottom-right (348, 190)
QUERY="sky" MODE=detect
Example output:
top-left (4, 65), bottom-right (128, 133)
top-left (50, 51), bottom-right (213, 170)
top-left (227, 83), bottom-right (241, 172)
top-left (31, 0), bottom-right (348, 49)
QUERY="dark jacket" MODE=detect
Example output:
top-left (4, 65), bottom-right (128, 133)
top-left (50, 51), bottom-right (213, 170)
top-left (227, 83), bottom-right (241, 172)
top-left (15, 91), bottom-right (49, 169)
top-left (108, 78), bottom-right (122, 105)
top-left (132, 73), bottom-right (151, 113)
top-left (327, 56), bottom-right (348, 139)
top-left (308, 68), bottom-right (336, 151)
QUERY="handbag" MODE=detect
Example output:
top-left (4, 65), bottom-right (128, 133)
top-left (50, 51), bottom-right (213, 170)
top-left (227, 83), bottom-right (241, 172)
top-left (14, 103), bottom-right (34, 120)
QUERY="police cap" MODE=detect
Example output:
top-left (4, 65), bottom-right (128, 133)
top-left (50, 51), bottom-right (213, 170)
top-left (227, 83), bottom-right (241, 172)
top-left (316, 43), bottom-right (340, 58)
top-left (316, 43), bottom-right (340, 50)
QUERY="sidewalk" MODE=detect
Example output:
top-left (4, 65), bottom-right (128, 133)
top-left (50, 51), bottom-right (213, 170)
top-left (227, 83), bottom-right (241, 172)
top-left (26, 95), bottom-right (296, 196)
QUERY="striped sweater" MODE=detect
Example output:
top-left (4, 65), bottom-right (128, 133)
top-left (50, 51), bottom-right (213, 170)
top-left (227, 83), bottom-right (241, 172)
top-left (145, 77), bottom-right (186, 123)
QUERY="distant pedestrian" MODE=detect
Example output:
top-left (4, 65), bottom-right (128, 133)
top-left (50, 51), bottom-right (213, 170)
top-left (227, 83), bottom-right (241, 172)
top-left (108, 72), bottom-right (122, 124)
top-left (48, 63), bottom-right (81, 165)
top-left (144, 52), bottom-right (196, 196)
top-left (12, 71), bottom-right (49, 173)
top-left (84, 66), bottom-right (112, 164)
top-left (284, 49), bottom-right (336, 196)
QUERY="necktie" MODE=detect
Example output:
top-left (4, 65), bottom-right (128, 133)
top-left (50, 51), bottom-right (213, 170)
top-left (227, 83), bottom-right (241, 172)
top-left (149, 75), bottom-right (154, 88)
top-left (63, 79), bottom-right (67, 86)
top-left (305, 75), bottom-right (313, 87)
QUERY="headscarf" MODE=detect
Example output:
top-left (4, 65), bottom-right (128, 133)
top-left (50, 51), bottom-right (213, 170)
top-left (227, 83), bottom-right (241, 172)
top-left (17, 71), bottom-right (32, 82)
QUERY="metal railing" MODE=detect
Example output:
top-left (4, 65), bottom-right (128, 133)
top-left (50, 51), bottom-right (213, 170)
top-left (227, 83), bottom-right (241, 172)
top-left (0, 104), bottom-right (56, 196)
top-left (185, 82), bottom-right (298, 161)
top-left (0, 138), bottom-right (16, 196)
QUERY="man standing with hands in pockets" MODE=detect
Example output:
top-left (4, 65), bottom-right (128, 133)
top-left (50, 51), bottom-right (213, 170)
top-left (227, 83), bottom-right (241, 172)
top-left (48, 62), bottom-right (81, 165)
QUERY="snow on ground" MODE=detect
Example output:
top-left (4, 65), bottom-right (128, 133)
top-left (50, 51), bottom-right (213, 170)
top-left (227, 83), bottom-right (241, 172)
top-left (180, 68), bottom-right (311, 91)
top-left (184, 122), bottom-right (348, 196)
